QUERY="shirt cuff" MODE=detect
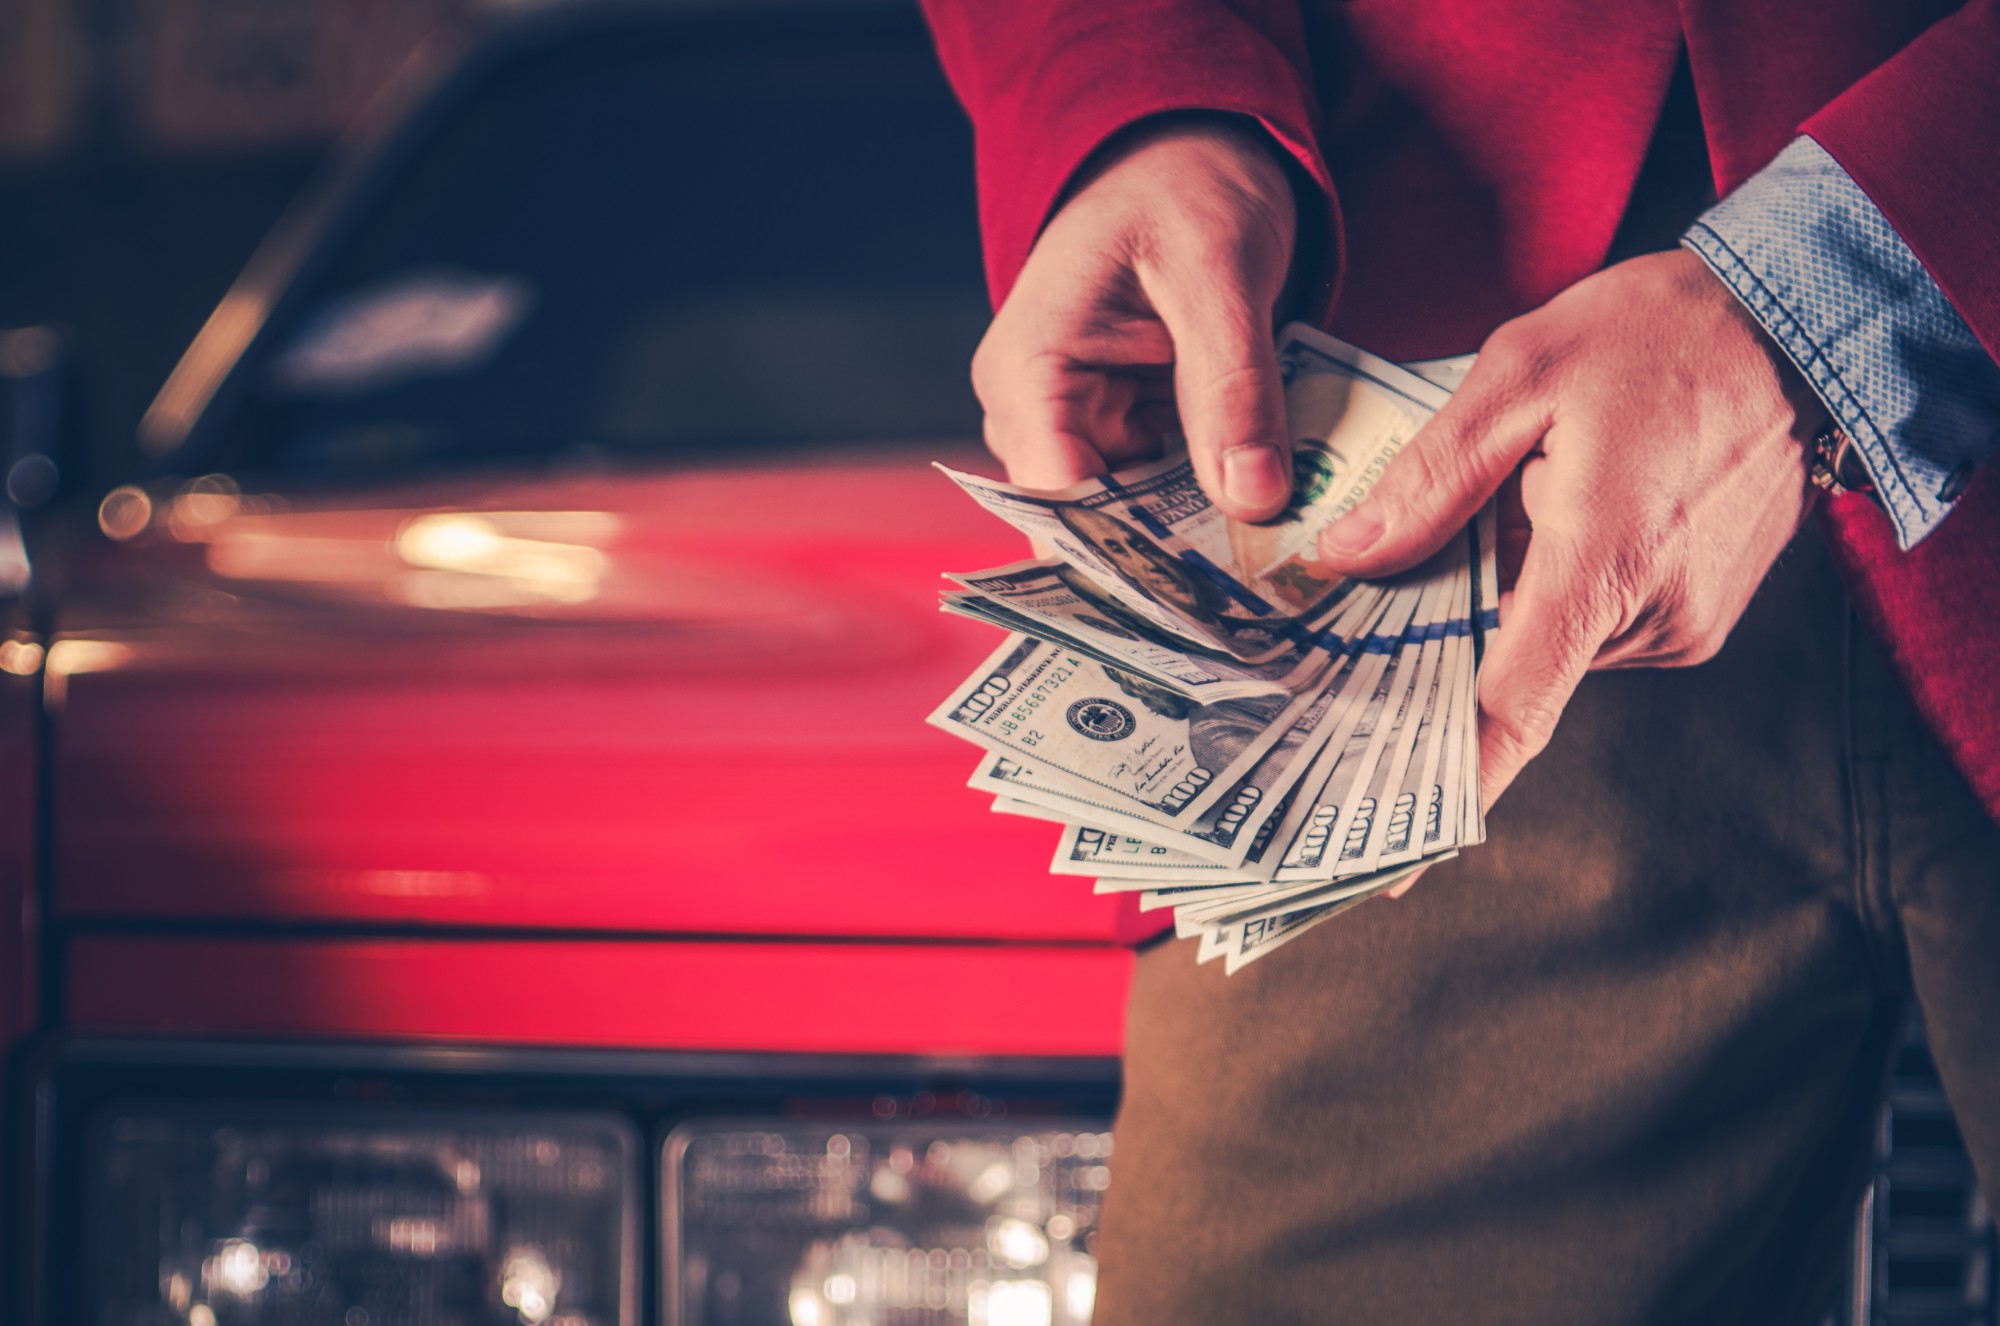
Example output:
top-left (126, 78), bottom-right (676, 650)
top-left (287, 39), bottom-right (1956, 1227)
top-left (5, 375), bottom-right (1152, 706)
top-left (1682, 137), bottom-right (2000, 549)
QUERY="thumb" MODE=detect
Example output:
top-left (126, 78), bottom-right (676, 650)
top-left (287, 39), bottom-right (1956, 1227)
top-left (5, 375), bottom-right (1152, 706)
top-left (1318, 360), bottom-right (1548, 577)
top-left (1155, 285), bottom-right (1293, 522)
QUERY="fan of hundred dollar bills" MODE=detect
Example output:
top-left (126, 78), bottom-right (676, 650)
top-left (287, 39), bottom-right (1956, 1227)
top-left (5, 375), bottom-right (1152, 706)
top-left (926, 324), bottom-right (1499, 973)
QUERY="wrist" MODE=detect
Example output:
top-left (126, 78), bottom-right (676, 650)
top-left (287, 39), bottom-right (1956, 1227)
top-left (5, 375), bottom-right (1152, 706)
top-left (1067, 111), bottom-right (1293, 211)
top-left (1694, 256), bottom-right (1842, 495)
top-left (1058, 111), bottom-right (1298, 288)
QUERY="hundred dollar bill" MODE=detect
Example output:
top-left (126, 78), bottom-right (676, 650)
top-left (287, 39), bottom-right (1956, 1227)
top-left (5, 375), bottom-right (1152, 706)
top-left (1224, 585), bottom-right (1422, 881)
top-left (1057, 824), bottom-right (1268, 886)
top-left (1321, 561), bottom-right (1467, 877)
top-left (942, 590), bottom-right (1244, 702)
top-left (1351, 620), bottom-right (1451, 871)
top-left (1050, 674), bottom-right (1338, 872)
top-left (1300, 575), bottom-right (1446, 877)
top-left (1219, 875), bottom-right (1419, 975)
top-left (1069, 828), bottom-right (1243, 882)
top-left (1078, 575), bottom-right (1434, 889)
top-left (1193, 916), bottom-right (1235, 963)
top-left (1420, 501), bottom-right (1494, 865)
top-left (929, 634), bottom-right (1317, 825)
top-left (936, 325), bottom-right (1450, 664)
top-left (1086, 617), bottom-right (1405, 888)
top-left (1258, 548), bottom-right (1474, 888)
top-left (1460, 499), bottom-right (1501, 845)
top-left (943, 557), bottom-right (1359, 699)
top-left (976, 752), bottom-right (1256, 876)
top-left (1175, 878), bottom-right (1362, 930)
top-left (967, 631), bottom-right (1354, 870)
top-left (1132, 879), bottom-right (1262, 909)
top-left (1174, 863), bottom-right (1407, 968)
top-left (972, 583), bottom-right (1395, 864)
top-left (1372, 614), bottom-right (1462, 870)
top-left (1193, 872), bottom-right (1412, 975)
top-left (929, 330), bottom-right (1495, 976)
top-left (1270, 325), bottom-right (1454, 563)
top-left (1168, 648), bottom-right (1432, 920)
top-left (1176, 852), bottom-right (1454, 929)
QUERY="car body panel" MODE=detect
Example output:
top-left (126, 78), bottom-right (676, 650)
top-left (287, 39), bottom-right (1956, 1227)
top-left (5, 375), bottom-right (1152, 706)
top-left (66, 935), bottom-right (1131, 1057)
top-left (51, 446), bottom-right (1125, 946)
top-left (11, 4), bottom-right (1140, 1308)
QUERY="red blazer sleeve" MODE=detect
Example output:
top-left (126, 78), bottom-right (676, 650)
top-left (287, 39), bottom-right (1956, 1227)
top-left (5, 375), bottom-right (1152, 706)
top-left (917, 0), bottom-right (1342, 310)
top-left (1802, 2), bottom-right (2000, 824)
top-left (1804, 0), bottom-right (2000, 364)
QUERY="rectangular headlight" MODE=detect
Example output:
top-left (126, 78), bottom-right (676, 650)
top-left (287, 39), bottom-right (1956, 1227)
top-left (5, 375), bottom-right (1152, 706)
top-left (667, 1121), bottom-right (1112, 1326)
top-left (85, 1107), bottom-right (638, 1326)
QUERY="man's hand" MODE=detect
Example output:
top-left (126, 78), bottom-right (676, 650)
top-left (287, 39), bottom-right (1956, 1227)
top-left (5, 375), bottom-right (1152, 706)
top-left (972, 117), bottom-right (1299, 520)
top-left (1318, 249), bottom-right (1827, 809)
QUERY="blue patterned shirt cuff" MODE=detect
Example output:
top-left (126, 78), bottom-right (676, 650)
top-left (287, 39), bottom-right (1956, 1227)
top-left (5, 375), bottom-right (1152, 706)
top-left (1682, 137), bottom-right (2000, 549)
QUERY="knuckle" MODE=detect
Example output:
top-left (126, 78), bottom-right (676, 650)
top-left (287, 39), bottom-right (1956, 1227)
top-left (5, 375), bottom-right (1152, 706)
top-left (1677, 629), bottom-right (1728, 667)
top-left (1481, 316), bottom-right (1535, 361)
top-left (1644, 632), bottom-right (1724, 670)
top-left (1483, 317), bottom-right (1551, 376)
top-left (1156, 190), bottom-right (1265, 266)
top-left (1645, 560), bottom-right (1731, 667)
top-left (979, 413), bottom-right (1015, 465)
top-left (1479, 316), bottom-right (1567, 404)
top-left (1662, 606), bottom-right (1731, 667)
top-left (1569, 528), bottom-right (1665, 646)
top-left (1151, 232), bottom-right (1271, 328)
top-left (1481, 695), bottom-right (1560, 768)
top-left (1168, 218), bottom-right (1245, 273)
top-left (968, 330), bottom-right (1009, 406)
top-left (1549, 548), bottom-right (1627, 661)
top-left (1604, 547), bottom-right (1657, 637)
top-left (1385, 430), bottom-right (1474, 514)
top-left (1187, 360), bottom-right (1271, 430)
top-left (1191, 357), bottom-right (1263, 397)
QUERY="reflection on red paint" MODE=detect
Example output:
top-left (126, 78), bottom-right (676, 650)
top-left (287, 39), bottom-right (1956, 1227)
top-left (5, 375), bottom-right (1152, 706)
top-left (54, 447), bottom-right (1129, 955)
top-left (69, 937), bottom-right (1133, 1058)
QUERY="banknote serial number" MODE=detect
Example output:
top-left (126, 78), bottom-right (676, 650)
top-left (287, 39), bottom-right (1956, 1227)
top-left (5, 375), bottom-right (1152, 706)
top-left (958, 663), bottom-right (1079, 747)
top-left (1006, 662), bottom-right (1078, 746)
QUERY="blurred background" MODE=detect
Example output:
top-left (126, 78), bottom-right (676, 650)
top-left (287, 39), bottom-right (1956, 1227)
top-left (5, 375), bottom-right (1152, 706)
top-left (0, 0), bottom-right (994, 495)
top-left (0, 2), bottom-right (1990, 1324)
top-left (1, 5), bottom-right (1138, 1324)
top-left (0, 0), bottom-right (475, 489)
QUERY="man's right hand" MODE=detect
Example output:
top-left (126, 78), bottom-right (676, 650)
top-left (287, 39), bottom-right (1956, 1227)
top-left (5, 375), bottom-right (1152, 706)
top-left (970, 117), bottom-right (1301, 521)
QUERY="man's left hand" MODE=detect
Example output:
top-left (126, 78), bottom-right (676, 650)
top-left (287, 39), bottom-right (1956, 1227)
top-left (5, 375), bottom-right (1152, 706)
top-left (1317, 249), bottom-right (1828, 809)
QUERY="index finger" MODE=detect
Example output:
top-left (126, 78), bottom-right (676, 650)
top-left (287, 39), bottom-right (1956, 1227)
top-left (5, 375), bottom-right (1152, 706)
top-left (973, 332), bottom-right (1178, 490)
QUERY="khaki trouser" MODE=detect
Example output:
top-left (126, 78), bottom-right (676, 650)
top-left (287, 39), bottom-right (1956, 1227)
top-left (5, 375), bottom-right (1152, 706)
top-left (1094, 528), bottom-right (2000, 1324)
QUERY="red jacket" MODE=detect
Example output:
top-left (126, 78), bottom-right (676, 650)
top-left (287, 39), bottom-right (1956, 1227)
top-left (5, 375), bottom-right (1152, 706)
top-left (920, 0), bottom-right (2000, 850)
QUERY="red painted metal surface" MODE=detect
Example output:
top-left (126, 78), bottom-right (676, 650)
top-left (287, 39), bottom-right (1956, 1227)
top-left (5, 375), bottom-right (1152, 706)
top-left (53, 446), bottom-right (1122, 944)
top-left (66, 936), bottom-right (1132, 1058)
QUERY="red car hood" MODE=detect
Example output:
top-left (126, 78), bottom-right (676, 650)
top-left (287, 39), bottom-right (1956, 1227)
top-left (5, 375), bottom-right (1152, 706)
top-left (52, 442), bottom-right (1121, 943)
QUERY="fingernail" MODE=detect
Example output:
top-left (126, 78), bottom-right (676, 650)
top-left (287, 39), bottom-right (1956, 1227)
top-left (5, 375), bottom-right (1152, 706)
top-left (1222, 446), bottom-right (1289, 511)
top-left (1322, 505), bottom-right (1384, 557)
